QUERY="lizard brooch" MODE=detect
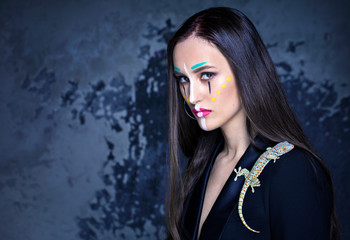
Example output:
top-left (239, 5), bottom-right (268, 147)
top-left (234, 141), bottom-right (294, 233)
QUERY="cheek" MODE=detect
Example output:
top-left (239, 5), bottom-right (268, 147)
top-left (210, 76), bottom-right (234, 102)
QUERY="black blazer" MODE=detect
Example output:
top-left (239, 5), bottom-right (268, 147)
top-left (180, 137), bottom-right (332, 240)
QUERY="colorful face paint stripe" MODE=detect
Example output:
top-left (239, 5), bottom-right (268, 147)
top-left (208, 81), bottom-right (211, 94)
top-left (174, 66), bottom-right (180, 71)
top-left (201, 117), bottom-right (208, 130)
top-left (195, 104), bottom-right (200, 111)
top-left (184, 64), bottom-right (195, 103)
top-left (191, 61), bottom-right (207, 70)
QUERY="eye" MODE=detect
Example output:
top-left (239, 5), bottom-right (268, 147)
top-left (176, 75), bottom-right (189, 83)
top-left (201, 72), bottom-right (215, 80)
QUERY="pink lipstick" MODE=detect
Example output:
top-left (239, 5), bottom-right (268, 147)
top-left (192, 108), bottom-right (212, 118)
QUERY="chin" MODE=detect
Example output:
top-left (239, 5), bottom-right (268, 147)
top-left (197, 118), bottom-right (217, 132)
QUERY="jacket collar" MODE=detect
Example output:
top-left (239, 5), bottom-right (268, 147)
top-left (181, 136), bottom-right (268, 240)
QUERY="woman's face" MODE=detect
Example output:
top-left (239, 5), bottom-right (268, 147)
top-left (173, 36), bottom-right (245, 131)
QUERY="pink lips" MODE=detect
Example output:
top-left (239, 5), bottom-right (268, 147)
top-left (192, 108), bottom-right (212, 118)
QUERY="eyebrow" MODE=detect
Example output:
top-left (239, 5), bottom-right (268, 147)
top-left (191, 65), bottom-right (216, 73)
top-left (173, 64), bottom-right (216, 75)
top-left (191, 61), bottom-right (207, 70)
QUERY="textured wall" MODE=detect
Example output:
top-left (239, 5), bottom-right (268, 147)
top-left (0, 0), bottom-right (349, 239)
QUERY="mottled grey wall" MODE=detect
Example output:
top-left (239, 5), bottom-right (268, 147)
top-left (0, 0), bottom-right (349, 239)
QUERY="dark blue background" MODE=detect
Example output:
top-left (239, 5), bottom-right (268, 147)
top-left (0, 0), bottom-right (349, 239)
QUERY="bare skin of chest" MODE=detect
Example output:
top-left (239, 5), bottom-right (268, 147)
top-left (197, 153), bottom-right (240, 239)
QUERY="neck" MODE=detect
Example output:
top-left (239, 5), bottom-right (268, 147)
top-left (220, 111), bottom-right (250, 163)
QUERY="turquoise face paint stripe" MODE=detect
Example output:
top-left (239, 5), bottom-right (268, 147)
top-left (174, 66), bottom-right (180, 71)
top-left (191, 61), bottom-right (207, 70)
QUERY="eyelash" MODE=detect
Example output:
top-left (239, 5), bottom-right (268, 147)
top-left (175, 72), bottom-right (216, 83)
top-left (201, 72), bottom-right (215, 80)
top-left (177, 76), bottom-right (189, 83)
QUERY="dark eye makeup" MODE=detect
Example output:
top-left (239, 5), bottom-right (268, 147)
top-left (201, 72), bottom-right (216, 80)
top-left (176, 71), bottom-right (216, 95)
top-left (175, 74), bottom-right (189, 83)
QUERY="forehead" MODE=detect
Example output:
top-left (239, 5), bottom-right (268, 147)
top-left (173, 37), bottom-right (226, 66)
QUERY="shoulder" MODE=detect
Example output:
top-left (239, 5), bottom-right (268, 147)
top-left (266, 147), bottom-right (333, 238)
top-left (271, 147), bottom-right (330, 188)
top-left (270, 147), bottom-right (332, 224)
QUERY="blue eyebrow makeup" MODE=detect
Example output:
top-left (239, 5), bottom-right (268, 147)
top-left (174, 66), bottom-right (181, 71)
top-left (191, 61), bottom-right (207, 70)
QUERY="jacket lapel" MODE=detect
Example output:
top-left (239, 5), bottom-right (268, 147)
top-left (199, 141), bottom-right (264, 239)
top-left (181, 137), bottom-right (268, 240)
top-left (181, 140), bottom-right (224, 240)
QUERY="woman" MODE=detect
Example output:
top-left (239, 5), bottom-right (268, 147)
top-left (165, 7), bottom-right (339, 240)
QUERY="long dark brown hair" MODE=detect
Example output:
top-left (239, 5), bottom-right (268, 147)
top-left (166, 7), bottom-right (339, 240)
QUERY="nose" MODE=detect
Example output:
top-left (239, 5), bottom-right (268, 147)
top-left (183, 63), bottom-right (204, 105)
top-left (188, 79), bottom-right (204, 105)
